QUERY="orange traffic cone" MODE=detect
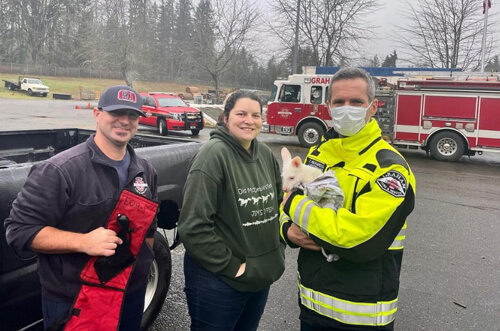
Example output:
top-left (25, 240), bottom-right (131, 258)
top-left (87, 103), bottom-right (91, 109)
top-left (75, 105), bottom-right (81, 109)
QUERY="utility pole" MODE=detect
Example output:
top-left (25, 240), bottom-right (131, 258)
top-left (480, 0), bottom-right (490, 72)
top-left (292, 0), bottom-right (301, 74)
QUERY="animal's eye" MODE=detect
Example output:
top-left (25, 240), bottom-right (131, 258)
top-left (289, 176), bottom-right (295, 180)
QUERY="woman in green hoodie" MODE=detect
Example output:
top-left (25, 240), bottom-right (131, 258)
top-left (178, 90), bottom-right (285, 330)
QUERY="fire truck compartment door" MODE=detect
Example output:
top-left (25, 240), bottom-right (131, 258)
top-left (478, 97), bottom-right (500, 148)
top-left (424, 95), bottom-right (476, 119)
top-left (395, 94), bottom-right (421, 142)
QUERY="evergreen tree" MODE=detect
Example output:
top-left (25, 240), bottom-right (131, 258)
top-left (382, 50), bottom-right (397, 67)
top-left (485, 55), bottom-right (500, 72)
top-left (0, 0), bottom-right (14, 62)
top-left (158, 0), bottom-right (175, 80)
top-left (265, 56), bottom-right (288, 89)
top-left (172, 0), bottom-right (193, 78)
top-left (0, 0), bottom-right (273, 89)
top-left (61, 0), bottom-right (94, 67)
top-left (192, 0), bottom-right (215, 82)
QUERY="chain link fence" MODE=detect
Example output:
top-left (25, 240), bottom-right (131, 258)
top-left (0, 62), bottom-right (123, 80)
top-left (0, 62), bottom-right (270, 93)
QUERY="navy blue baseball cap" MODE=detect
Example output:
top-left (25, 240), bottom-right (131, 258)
top-left (98, 85), bottom-right (145, 117)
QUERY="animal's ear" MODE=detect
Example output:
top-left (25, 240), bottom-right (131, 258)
top-left (292, 156), bottom-right (302, 168)
top-left (281, 147), bottom-right (291, 162)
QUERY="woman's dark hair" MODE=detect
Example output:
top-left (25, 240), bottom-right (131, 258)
top-left (220, 90), bottom-right (262, 124)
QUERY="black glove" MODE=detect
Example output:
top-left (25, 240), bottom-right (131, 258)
top-left (94, 214), bottom-right (136, 284)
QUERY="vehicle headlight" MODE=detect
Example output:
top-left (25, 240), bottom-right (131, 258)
top-left (170, 113), bottom-right (183, 121)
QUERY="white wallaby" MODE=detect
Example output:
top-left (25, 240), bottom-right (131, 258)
top-left (280, 147), bottom-right (341, 263)
top-left (280, 147), bottom-right (322, 192)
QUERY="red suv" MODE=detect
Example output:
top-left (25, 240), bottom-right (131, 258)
top-left (140, 92), bottom-right (204, 136)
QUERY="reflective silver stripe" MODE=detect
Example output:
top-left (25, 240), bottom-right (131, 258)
top-left (293, 197), bottom-right (314, 233)
top-left (279, 213), bottom-right (290, 224)
top-left (300, 200), bottom-right (315, 231)
top-left (298, 278), bottom-right (397, 326)
top-left (389, 227), bottom-right (406, 250)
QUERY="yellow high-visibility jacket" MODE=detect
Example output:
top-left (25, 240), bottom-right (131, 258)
top-left (280, 120), bottom-right (416, 329)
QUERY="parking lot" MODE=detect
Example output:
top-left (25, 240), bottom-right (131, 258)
top-left (2, 99), bottom-right (500, 330)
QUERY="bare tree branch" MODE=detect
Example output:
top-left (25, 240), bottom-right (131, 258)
top-left (394, 0), bottom-right (498, 70)
top-left (191, 0), bottom-right (259, 96)
top-left (265, 0), bottom-right (380, 68)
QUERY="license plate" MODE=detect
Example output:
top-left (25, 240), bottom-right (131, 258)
top-left (190, 126), bottom-right (197, 129)
top-left (280, 127), bottom-right (293, 134)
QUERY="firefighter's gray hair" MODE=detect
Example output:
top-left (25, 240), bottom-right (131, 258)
top-left (327, 67), bottom-right (375, 103)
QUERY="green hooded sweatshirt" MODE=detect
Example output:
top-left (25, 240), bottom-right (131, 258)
top-left (178, 124), bottom-right (285, 292)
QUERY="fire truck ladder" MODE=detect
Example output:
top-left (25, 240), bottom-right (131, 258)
top-left (398, 71), bottom-right (500, 81)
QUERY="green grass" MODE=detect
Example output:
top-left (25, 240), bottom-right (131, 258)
top-left (0, 73), bottom-right (216, 100)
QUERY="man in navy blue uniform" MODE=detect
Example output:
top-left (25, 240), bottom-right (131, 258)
top-left (5, 85), bottom-right (158, 330)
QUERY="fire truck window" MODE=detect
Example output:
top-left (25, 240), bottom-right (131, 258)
top-left (270, 85), bottom-right (278, 102)
top-left (280, 85), bottom-right (301, 103)
top-left (311, 86), bottom-right (322, 104)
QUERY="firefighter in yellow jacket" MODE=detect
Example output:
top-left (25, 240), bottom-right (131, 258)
top-left (280, 67), bottom-right (416, 331)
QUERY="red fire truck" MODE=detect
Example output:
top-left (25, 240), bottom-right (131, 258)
top-left (391, 75), bottom-right (500, 161)
top-left (264, 72), bottom-right (500, 161)
top-left (264, 74), bottom-right (333, 147)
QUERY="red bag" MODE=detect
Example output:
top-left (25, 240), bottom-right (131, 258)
top-left (64, 190), bottom-right (158, 331)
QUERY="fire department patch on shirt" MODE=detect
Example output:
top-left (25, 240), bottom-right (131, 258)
top-left (133, 177), bottom-right (148, 195)
top-left (376, 171), bottom-right (407, 197)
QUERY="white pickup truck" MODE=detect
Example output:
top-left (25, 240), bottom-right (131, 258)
top-left (20, 77), bottom-right (49, 96)
top-left (2, 76), bottom-right (50, 97)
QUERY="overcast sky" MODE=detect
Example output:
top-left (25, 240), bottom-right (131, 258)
top-left (256, 0), bottom-right (500, 67)
top-left (367, 1), bottom-right (499, 65)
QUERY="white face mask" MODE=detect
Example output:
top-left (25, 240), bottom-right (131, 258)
top-left (328, 101), bottom-right (373, 136)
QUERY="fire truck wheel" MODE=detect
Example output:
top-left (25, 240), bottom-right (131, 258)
top-left (429, 131), bottom-right (465, 162)
top-left (141, 231), bottom-right (172, 331)
top-left (298, 122), bottom-right (325, 148)
top-left (158, 118), bottom-right (168, 136)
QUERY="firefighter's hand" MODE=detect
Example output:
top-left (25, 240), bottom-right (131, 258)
top-left (287, 223), bottom-right (321, 251)
top-left (81, 227), bottom-right (123, 256)
top-left (282, 188), bottom-right (304, 208)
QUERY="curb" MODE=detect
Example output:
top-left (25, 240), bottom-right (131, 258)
top-left (202, 112), bottom-right (217, 127)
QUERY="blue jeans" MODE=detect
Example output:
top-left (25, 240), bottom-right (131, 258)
top-left (42, 285), bottom-right (146, 331)
top-left (184, 253), bottom-right (270, 331)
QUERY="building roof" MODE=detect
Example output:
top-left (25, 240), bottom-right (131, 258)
top-left (313, 66), bottom-right (462, 76)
